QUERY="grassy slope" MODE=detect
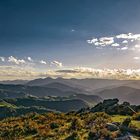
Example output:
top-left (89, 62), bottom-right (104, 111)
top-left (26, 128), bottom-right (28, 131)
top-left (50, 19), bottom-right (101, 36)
top-left (0, 112), bottom-right (140, 139)
top-left (0, 100), bottom-right (17, 108)
top-left (111, 115), bottom-right (140, 128)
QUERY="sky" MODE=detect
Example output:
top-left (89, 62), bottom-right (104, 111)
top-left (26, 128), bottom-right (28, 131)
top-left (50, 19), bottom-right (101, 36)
top-left (1, 0), bottom-right (140, 80)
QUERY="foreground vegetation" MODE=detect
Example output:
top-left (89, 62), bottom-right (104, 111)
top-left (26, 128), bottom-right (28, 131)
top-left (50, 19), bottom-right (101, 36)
top-left (0, 98), bottom-right (140, 139)
top-left (0, 111), bottom-right (140, 140)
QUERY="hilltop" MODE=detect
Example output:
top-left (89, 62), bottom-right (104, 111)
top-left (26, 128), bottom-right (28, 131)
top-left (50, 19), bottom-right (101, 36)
top-left (0, 100), bottom-right (140, 139)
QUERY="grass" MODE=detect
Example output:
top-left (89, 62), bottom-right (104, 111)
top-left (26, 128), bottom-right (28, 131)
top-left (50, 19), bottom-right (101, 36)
top-left (131, 120), bottom-right (140, 128)
top-left (111, 115), bottom-right (128, 122)
top-left (111, 115), bottom-right (140, 129)
top-left (0, 100), bottom-right (17, 108)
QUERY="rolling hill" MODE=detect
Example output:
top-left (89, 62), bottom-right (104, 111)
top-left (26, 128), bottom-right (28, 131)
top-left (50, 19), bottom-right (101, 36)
top-left (27, 77), bottom-right (133, 90)
top-left (0, 82), bottom-right (103, 118)
top-left (0, 83), bottom-right (87, 98)
top-left (95, 86), bottom-right (140, 105)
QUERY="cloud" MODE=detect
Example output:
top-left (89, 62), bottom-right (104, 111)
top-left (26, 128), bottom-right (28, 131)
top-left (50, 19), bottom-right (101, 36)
top-left (133, 57), bottom-right (140, 60)
top-left (111, 43), bottom-right (120, 47)
top-left (134, 45), bottom-right (140, 48)
top-left (51, 61), bottom-right (63, 67)
top-left (54, 67), bottom-right (140, 80)
top-left (40, 60), bottom-right (47, 65)
top-left (116, 33), bottom-right (140, 40)
top-left (0, 66), bottom-right (48, 80)
top-left (116, 34), bottom-right (130, 39)
top-left (87, 33), bottom-right (140, 51)
top-left (87, 37), bottom-right (114, 47)
top-left (1, 66), bottom-right (140, 80)
top-left (0, 56), bottom-right (64, 68)
top-left (0, 57), bottom-right (5, 62)
top-left (27, 57), bottom-right (33, 62)
top-left (87, 38), bottom-right (98, 44)
top-left (99, 37), bottom-right (114, 45)
top-left (122, 40), bottom-right (128, 44)
top-left (120, 47), bottom-right (128, 50)
top-left (8, 56), bottom-right (26, 65)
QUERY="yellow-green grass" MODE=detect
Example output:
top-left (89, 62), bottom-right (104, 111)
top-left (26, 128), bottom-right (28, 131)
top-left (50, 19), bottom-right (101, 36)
top-left (111, 115), bottom-right (128, 122)
top-left (111, 115), bottom-right (140, 129)
top-left (131, 120), bottom-right (140, 128)
top-left (0, 100), bottom-right (17, 108)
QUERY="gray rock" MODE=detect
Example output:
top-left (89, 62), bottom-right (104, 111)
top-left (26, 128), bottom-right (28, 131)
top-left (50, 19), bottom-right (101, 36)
top-left (106, 123), bottom-right (119, 131)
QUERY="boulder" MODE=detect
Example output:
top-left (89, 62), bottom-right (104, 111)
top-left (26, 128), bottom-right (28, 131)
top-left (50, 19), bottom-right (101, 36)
top-left (106, 123), bottom-right (119, 131)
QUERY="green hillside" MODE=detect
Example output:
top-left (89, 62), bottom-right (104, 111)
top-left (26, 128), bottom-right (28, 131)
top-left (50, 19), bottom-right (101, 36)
top-left (0, 99), bottom-right (140, 139)
top-left (0, 99), bottom-right (17, 108)
top-left (0, 112), bottom-right (140, 139)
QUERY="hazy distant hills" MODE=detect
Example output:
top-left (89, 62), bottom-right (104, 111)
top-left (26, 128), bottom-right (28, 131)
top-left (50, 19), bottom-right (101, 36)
top-left (70, 94), bottom-right (102, 106)
top-left (0, 77), bottom-right (140, 119)
top-left (0, 77), bottom-right (140, 105)
top-left (0, 80), bottom-right (28, 85)
top-left (0, 83), bottom-right (102, 103)
top-left (27, 77), bottom-right (140, 91)
top-left (95, 86), bottom-right (140, 105)
top-left (44, 82), bottom-right (83, 92)
top-left (0, 83), bottom-right (92, 98)
top-left (1, 77), bottom-right (140, 90)
top-left (0, 82), bottom-right (102, 116)
top-left (26, 77), bottom-right (140, 103)
top-left (122, 80), bottom-right (140, 89)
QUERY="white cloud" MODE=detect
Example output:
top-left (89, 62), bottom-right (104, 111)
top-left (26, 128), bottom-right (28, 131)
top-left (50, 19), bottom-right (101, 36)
top-left (27, 57), bottom-right (33, 62)
top-left (99, 37), bottom-right (114, 45)
top-left (55, 67), bottom-right (140, 80)
top-left (111, 43), bottom-right (120, 47)
top-left (40, 60), bottom-right (47, 65)
top-left (94, 42), bottom-right (100, 46)
top-left (1, 66), bottom-right (140, 80)
top-left (0, 66), bottom-right (47, 80)
top-left (122, 40), bottom-right (128, 44)
top-left (116, 34), bottom-right (130, 39)
top-left (116, 33), bottom-right (140, 40)
top-left (8, 56), bottom-right (26, 65)
top-left (87, 33), bottom-right (140, 51)
top-left (120, 47), bottom-right (128, 50)
top-left (133, 57), bottom-right (140, 60)
top-left (0, 57), bottom-right (5, 62)
top-left (87, 38), bottom-right (98, 44)
top-left (134, 44), bottom-right (140, 48)
top-left (87, 37), bottom-right (114, 47)
top-left (51, 61), bottom-right (63, 67)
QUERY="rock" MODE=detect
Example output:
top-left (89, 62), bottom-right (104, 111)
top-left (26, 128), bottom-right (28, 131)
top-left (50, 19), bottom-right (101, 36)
top-left (106, 123), bottom-right (119, 131)
top-left (115, 134), bottom-right (139, 140)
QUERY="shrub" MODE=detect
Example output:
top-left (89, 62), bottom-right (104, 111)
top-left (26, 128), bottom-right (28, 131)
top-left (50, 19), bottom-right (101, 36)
top-left (132, 112), bottom-right (140, 121)
top-left (65, 132), bottom-right (80, 140)
top-left (50, 122), bottom-right (59, 129)
top-left (121, 118), bottom-right (131, 127)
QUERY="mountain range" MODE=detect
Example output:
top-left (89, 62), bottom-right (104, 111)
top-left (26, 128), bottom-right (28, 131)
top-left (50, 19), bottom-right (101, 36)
top-left (26, 77), bottom-right (140, 104)
top-left (0, 77), bottom-right (140, 105)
